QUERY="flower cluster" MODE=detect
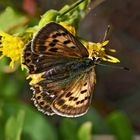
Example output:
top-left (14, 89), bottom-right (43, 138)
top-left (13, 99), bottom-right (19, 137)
top-left (84, 40), bottom-right (120, 63)
top-left (0, 31), bottom-right (24, 68)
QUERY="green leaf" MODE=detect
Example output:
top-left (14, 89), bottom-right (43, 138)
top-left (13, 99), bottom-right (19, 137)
top-left (56, 0), bottom-right (90, 26)
top-left (0, 100), bottom-right (5, 140)
top-left (23, 107), bottom-right (57, 140)
top-left (0, 7), bottom-right (26, 32)
top-left (76, 109), bottom-right (110, 134)
top-left (3, 101), bottom-right (57, 140)
top-left (106, 111), bottom-right (133, 140)
top-left (38, 9), bottom-right (59, 28)
top-left (5, 110), bottom-right (25, 140)
top-left (78, 121), bottom-right (92, 140)
top-left (59, 118), bottom-right (78, 140)
top-left (2, 78), bottom-right (20, 98)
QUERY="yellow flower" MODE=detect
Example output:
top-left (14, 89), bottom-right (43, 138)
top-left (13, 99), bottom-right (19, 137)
top-left (59, 22), bottom-right (76, 35)
top-left (0, 31), bottom-right (24, 68)
top-left (27, 73), bottom-right (45, 85)
top-left (83, 40), bottom-right (120, 63)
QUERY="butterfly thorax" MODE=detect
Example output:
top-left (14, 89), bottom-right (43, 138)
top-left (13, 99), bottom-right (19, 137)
top-left (67, 58), bottom-right (95, 73)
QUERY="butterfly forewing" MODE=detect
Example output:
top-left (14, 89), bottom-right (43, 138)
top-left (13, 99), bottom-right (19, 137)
top-left (23, 41), bottom-right (76, 74)
top-left (32, 22), bottom-right (89, 58)
top-left (23, 41), bottom-right (38, 73)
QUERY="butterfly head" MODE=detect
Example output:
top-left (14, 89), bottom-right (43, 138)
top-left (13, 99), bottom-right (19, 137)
top-left (92, 56), bottom-right (102, 65)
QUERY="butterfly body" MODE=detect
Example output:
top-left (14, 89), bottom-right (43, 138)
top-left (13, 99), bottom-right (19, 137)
top-left (23, 22), bottom-right (96, 117)
top-left (43, 57), bottom-right (95, 87)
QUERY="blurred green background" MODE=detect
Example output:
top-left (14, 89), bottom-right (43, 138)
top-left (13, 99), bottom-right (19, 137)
top-left (0, 0), bottom-right (140, 140)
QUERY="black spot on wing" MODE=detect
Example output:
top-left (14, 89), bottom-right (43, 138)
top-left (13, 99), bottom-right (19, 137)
top-left (71, 46), bottom-right (76, 49)
top-left (53, 39), bottom-right (59, 43)
top-left (76, 101), bottom-right (80, 105)
top-left (65, 92), bottom-right (72, 98)
top-left (63, 40), bottom-right (71, 44)
top-left (81, 89), bottom-right (87, 94)
top-left (73, 97), bottom-right (78, 101)
top-left (56, 32), bottom-right (61, 36)
top-left (25, 59), bottom-right (31, 63)
top-left (69, 97), bottom-right (74, 101)
top-left (57, 99), bottom-right (65, 105)
top-left (62, 32), bottom-right (67, 36)
top-left (85, 96), bottom-right (90, 100)
top-left (52, 34), bottom-right (57, 38)
top-left (49, 42), bottom-right (56, 47)
top-left (84, 83), bottom-right (87, 86)
top-left (36, 96), bottom-right (41, 100)
top-left (80, 99), bottom-right (85, 104)
top-left (40, 101), bottom-right (45, 105)
top-left (49, 48), bottom-right (58, 52)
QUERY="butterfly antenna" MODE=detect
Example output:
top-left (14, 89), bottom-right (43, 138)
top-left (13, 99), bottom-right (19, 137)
top-left (102, 24), bottom-right (111, 42)
top-left (96, 63), bottom-right (130, 71)
top-left (90, 25), bottom-right (111, 58)
top-left (94, 25), bottom-right (130, 71)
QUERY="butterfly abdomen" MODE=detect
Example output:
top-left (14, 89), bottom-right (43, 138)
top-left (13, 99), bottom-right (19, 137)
top-left (42, 64), bottom-right (70, 82)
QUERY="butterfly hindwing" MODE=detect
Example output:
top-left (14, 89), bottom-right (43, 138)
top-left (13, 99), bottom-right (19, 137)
top-left (31, 67), bottom-right (96, 117)
top-left (31, 83), bottom-right (55, 115)
top-left (30, 69), bottom-right (70, 115)
top-left (52, 68), bottom-right (96, 117)
top-left (32, 22), bottom-right (89, 58)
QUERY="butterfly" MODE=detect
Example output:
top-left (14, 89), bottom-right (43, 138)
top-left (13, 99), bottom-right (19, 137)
top-left (23, 22), bottom-right (98, 117)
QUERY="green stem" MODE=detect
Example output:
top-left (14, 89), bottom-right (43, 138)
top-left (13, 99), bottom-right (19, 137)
top-left (58, 0), bottom-right (85, 18)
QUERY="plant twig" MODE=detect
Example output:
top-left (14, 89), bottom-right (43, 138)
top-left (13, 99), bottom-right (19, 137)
top-left (58, 0), bottom-right (85, 18)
